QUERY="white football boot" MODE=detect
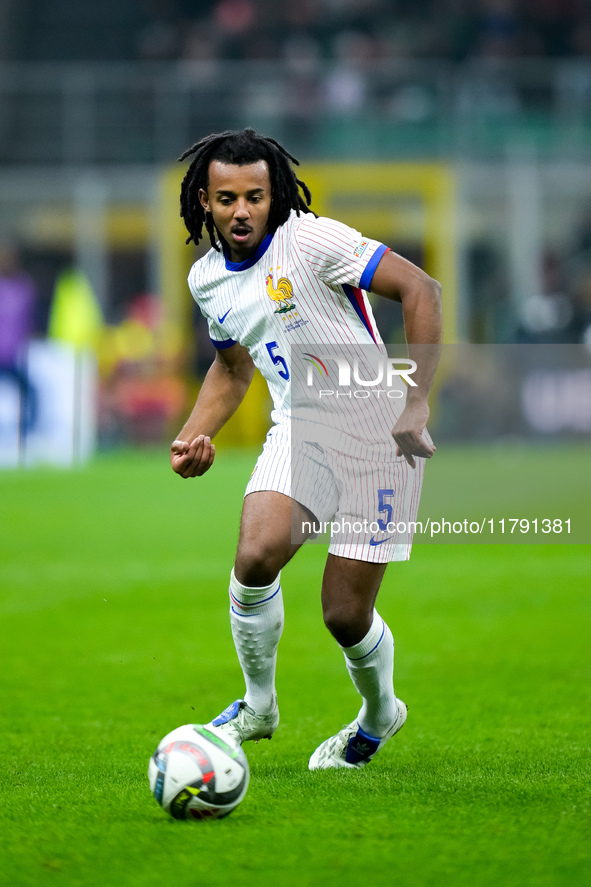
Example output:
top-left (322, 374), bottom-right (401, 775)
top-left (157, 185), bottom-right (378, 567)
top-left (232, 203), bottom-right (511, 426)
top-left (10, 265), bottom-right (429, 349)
top-left (205, 698), bottom-right (279, 746)
top-left (308, 698), bottom-right (407, 770)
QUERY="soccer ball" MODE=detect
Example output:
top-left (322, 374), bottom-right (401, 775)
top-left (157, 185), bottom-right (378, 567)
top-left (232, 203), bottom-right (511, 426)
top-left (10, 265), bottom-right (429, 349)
top-left (148, 724), bottom-right (249, 820)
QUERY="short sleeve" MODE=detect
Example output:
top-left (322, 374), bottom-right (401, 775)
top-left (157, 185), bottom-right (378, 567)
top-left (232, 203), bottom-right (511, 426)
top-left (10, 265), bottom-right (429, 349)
top-left (294, 215), bottom-right (389, 291)
top-left (206, 315), bottom-right (236, 349)
top-left (188, 260), bottom-right (236, 350)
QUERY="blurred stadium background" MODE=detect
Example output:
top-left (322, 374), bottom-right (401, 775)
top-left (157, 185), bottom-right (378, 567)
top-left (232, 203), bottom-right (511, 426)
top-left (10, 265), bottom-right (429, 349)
top-left (1, 0), bottom-right (591, 464)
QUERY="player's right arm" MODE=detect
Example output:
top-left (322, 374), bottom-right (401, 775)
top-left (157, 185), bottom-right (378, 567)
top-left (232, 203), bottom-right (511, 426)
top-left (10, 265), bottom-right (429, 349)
top-left (170, 342), bottom-right (255, 478)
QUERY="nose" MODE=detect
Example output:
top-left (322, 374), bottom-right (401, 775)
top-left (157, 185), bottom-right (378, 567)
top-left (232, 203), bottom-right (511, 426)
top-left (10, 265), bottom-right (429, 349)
top-left (234, 198), bottom-right (250, 220)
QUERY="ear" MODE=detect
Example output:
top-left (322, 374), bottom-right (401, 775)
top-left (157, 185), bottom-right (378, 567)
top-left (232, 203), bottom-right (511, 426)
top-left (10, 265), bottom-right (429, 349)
top-left (198, 188), bottom-right (210, 213)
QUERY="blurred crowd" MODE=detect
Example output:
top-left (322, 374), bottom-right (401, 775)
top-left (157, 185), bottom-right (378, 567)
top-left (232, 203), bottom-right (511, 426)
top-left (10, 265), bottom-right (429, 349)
top-left (0, 244), bottom-right (189, 448)
top-left (137, 0), bottom-right (591, 64)
top-left (467, 209), bottom-right (591, 345)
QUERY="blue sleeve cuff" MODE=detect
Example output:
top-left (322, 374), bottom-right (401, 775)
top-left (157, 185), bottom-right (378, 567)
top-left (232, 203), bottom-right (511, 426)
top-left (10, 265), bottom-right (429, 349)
top-left (211, 337), bottom-right (237, 350)
top-left (359, 243), bottom-right (389, 292)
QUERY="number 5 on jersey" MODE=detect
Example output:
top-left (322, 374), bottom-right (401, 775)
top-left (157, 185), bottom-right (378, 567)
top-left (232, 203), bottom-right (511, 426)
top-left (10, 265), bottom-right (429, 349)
top-left (266, 341), bottom-right (290, 380)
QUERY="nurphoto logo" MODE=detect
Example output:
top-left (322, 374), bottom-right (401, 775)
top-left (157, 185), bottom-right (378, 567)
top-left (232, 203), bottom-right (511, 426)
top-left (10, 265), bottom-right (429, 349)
top-left (303, 354), bottom-right (417, 399)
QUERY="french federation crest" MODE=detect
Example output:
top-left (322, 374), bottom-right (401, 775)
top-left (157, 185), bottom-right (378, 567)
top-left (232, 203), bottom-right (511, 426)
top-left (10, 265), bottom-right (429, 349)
top-left (265, 267), bottom-right (309, 332)
top-left (266, 269), bottom-right (296, 313)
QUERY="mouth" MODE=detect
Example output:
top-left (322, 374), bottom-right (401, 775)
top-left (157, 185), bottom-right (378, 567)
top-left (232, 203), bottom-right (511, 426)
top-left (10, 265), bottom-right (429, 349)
top-left (231, 226), bottom-right (253, 242)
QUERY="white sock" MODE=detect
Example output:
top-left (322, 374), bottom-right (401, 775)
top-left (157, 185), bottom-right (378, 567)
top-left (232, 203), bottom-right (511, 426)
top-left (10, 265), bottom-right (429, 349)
top-left (341, 610), bottom-right (397, 738)
top-left (229, 568), bottom-right (283, 714)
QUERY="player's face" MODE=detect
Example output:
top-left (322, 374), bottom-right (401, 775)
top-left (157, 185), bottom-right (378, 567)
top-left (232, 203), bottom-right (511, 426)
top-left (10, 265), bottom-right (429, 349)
top-left (199, 160), bottom-right (272, 262)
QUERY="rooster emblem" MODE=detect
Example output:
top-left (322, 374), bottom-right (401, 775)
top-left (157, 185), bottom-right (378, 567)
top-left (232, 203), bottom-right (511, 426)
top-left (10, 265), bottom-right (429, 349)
top-left (266, 270), bottom-right (296, 314)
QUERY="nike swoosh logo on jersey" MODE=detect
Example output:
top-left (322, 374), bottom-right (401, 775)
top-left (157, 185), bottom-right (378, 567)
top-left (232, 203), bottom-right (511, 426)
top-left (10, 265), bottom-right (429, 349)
top-left (218, 308), bottom-right (232, 323)
top-left (369, 535), bottom-right (394, 547)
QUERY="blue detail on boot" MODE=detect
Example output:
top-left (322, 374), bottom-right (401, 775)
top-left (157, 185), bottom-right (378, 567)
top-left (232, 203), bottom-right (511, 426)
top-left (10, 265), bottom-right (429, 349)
top-left (212, 699), bottom-right (243, 727)
top-left (345, 725), bottom-right (381, 765)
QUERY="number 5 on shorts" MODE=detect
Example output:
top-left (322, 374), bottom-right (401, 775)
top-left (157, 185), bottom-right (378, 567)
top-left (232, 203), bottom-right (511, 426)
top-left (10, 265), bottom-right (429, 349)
top-left (377, 489), bottom-right (395, 531)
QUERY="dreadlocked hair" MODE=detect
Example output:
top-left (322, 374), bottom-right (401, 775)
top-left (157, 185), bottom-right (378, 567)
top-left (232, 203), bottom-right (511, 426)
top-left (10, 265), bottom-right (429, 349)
top-left (178, 128), bottom-right (313, 250)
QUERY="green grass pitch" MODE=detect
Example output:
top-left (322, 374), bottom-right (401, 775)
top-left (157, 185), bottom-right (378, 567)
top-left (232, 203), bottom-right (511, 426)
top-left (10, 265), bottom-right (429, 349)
top-left (0, 446), bottom-right (589, 887)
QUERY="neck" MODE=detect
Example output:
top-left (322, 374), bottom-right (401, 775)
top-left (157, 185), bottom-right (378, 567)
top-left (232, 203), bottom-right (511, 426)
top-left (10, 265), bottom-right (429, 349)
top-left (221, 231), bottom-right (272, 265)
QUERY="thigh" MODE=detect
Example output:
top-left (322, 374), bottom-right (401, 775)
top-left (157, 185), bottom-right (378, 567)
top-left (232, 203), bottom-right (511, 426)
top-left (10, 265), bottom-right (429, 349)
top-left (234, 491), bottom-right (313, 585)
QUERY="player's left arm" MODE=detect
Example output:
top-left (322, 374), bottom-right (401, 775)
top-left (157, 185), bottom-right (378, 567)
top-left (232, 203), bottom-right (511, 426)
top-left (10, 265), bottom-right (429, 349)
top-left (369, 249), bottom-right (442, 468)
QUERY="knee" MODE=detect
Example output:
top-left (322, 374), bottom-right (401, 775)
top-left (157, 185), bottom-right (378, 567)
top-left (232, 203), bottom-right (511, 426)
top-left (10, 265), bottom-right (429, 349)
top-left (234, 540), bottom-right (282, 587)
top-left (322, 603), bottom-right (370, 648)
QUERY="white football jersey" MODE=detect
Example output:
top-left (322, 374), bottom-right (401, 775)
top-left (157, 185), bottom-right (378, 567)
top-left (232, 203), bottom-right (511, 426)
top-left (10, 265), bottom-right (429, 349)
top-left (188, 209), bottom-right (394, 429)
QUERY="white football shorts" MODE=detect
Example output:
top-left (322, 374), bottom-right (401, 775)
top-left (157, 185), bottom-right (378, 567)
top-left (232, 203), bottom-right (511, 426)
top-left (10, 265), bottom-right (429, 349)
top-left (244, 421), bottom-right (426, 563)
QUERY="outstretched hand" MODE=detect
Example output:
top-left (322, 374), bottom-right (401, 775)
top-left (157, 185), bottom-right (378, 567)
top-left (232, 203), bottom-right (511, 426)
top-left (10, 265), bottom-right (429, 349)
top-left (170, 435), bottom-right (216, 478)
top-left (391, 401), bottom-right (436, 468)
